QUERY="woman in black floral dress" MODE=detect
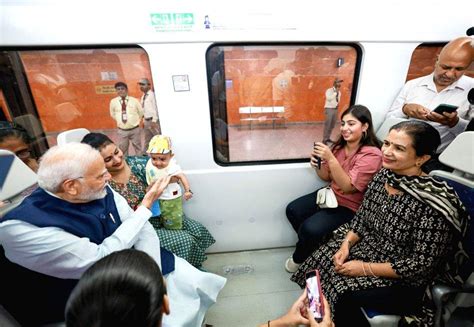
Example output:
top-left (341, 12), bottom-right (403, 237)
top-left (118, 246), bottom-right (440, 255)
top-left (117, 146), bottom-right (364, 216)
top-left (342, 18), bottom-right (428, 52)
top-left (82, 133), bottom-right (215, 267)
top-left (291, 121), bottom-right (469, 326)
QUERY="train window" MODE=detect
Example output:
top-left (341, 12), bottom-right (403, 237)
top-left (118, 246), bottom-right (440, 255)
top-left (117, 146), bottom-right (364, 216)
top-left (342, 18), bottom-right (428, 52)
top-left (0, 47), bottom-right (155, 158)
top-left (406, 43), bottom-right (474, 82)
top-left (206, 44), bottom-right (361, 165)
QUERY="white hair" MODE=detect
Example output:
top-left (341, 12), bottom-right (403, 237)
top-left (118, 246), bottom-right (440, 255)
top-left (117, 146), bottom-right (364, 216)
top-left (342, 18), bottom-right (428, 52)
top-left (37, 143), bottom-right (102, 193)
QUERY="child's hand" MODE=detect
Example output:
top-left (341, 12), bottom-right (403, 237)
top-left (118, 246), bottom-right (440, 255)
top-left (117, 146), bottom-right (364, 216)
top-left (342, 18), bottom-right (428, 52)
top-left (141, 175), bottom-right (171, 209)
top-left (184, 190), bottom-right (193, 200)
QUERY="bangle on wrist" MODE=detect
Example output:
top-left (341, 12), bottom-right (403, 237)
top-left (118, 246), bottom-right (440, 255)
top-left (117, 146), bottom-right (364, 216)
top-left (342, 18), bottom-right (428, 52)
top-left (362, 262), bottom-right (367, 276)
top-left (368, 263), bottom-right (376, 277)
top-left (185, 189), bottom-right (193, 194)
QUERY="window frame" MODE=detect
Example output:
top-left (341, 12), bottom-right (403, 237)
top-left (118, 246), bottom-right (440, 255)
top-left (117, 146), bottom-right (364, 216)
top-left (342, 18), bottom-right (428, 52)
top-left (0, 44), bottom-right (151, 156)
top-left (206, 42), bottom-right (363, 167)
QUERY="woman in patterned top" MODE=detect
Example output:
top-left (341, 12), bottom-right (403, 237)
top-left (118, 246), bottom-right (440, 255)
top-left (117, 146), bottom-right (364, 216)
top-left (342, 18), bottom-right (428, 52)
top-left (81, 133), bottom-right (215, 267)
top-left (291, 121), bottom-right (469, 326)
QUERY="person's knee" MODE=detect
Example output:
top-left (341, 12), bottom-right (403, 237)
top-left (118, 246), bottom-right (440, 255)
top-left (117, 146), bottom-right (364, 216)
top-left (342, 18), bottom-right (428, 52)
top-left (285, 202), bottom-right (299, 221)
top-left (298, 220), bottom-right (325, 242)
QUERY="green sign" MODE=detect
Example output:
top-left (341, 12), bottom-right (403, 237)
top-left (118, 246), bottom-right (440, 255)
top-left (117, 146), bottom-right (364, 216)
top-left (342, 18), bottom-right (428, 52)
top-left (150, 13), bottom-right (194, 32)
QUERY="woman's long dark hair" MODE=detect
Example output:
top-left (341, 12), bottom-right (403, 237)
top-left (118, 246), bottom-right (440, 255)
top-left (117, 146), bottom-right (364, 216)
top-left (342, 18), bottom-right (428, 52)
top-left (332, 105), bottom-right (381, 151)
top-left (65, 249), bottom-right (166, 327)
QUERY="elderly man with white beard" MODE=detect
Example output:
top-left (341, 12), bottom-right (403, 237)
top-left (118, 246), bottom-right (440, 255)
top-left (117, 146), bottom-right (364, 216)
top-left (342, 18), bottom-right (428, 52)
top-left (0, 143), bottom-right (225, 326)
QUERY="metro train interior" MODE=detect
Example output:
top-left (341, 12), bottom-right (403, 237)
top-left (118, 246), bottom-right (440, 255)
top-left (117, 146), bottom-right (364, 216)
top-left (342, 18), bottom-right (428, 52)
top-left (0, 1), bottom-right (473, 326)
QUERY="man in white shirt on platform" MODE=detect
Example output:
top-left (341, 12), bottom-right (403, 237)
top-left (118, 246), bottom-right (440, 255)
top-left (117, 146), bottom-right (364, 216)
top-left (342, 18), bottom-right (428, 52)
top-left (109, 82), bottom-right (143, 156)
top-left (386, 37), bottom-right (474, 155)
top-left (322, 78), bottom-right (343, 145)
top-left (139, 78), bottom-right (161, 151)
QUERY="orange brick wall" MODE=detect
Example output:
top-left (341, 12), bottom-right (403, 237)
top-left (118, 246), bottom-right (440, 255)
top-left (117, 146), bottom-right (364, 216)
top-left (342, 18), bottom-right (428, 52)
top-left (20, 48), bottom-right (152, 132)
top-left (223, 46), bottom-right (357, 125)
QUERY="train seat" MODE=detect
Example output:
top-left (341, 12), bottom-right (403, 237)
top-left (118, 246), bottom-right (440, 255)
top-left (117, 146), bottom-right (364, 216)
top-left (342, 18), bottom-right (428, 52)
top-left (361, 309), bottom-right (401, 327)
top-left (375, 117), bottom-right (407, 141)
top-left (56, 128), bottom-right (90, 146)
top-left (430, 131), bottom-right (474, 327)
top-left (0, 149), bottom-right (38, 216)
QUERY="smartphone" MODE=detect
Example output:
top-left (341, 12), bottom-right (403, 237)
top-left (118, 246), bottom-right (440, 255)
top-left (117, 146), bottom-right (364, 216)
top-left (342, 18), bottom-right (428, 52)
top-left (313, 142), bottom-right (321, 169)
top-left (432, 104), bottom-right (458, 115)
top-left (306, 269), bottom-right (324, 322)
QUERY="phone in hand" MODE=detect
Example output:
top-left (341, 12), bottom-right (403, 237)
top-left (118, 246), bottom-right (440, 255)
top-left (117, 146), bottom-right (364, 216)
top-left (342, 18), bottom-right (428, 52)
top-left (306, 269), bottom-right (324, 322)
top-left (313, 142), bottom-right (321, 169)
top-left (432, 104), bottom-right (458, 115)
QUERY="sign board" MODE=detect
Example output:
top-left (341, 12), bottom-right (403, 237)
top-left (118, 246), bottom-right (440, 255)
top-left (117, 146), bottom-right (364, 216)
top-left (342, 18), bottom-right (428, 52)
top-left (150, 13), bottom-right (194, 32)
top-left (95, 85), bottom-right (116, 95)
top-left (172, 75), bottom-right (190, 92)
top-left (101, 72), bottom-right (118, 81)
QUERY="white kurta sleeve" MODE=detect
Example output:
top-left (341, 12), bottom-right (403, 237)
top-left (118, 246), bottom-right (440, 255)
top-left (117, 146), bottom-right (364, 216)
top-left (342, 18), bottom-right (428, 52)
top-left (386, 84), bottom-right (410, 118)
top-left (113, 189), bottom-right (162, 267)
top-left (0, 192), bottom-right (153, 279)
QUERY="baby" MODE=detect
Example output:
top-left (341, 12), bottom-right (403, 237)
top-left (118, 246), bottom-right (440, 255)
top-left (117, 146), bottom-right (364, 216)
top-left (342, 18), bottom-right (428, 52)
top-left (145, 135), bottom-right (193, 230)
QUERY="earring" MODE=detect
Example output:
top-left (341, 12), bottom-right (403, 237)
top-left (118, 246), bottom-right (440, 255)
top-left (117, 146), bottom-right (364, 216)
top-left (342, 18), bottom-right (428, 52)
top-left (362, 131), bottom-right (367, 140)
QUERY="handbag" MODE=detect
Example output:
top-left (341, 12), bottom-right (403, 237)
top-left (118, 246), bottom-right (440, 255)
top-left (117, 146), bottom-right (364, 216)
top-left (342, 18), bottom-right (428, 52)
top-left (316, 187), bottom-right (338, 208)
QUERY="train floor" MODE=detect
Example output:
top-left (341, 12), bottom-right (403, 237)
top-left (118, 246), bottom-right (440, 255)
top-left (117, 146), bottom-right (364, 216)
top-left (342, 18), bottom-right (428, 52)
top-left (202, 247), bottom-right (301, 327)
top-left (201, 247), bottom-right (474, 327)
top-left (1, 247), bottom-right (472, 326)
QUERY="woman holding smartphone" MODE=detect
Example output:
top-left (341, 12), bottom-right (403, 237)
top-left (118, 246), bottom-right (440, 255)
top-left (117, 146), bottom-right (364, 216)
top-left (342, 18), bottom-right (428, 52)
top-left (259, 289), bottom-right (334, 327)
top-left (285, 105), bottom-right (382, 273)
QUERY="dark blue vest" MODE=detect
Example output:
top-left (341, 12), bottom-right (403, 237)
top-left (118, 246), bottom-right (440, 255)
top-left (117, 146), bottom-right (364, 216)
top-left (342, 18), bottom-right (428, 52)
top-left (1, 186), bottom-right (174, 325)
top-left (3, 186), bottom-right (174, 274)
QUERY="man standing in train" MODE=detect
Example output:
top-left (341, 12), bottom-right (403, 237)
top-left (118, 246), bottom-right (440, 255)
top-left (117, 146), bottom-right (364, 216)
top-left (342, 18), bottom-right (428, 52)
top-left (386, 37), bottom-right (474, 165)
top-left (109, 81), bottom-right (143, 156)
top-left (138, 78), bottom-right (161, 151)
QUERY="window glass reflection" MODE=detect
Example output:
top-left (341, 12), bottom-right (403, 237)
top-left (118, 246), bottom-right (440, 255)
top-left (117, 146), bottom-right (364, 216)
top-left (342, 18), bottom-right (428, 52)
top-left (1, 48), bottom-right (155, 156)
top-left (207, 44), bottom-right (360, 164)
